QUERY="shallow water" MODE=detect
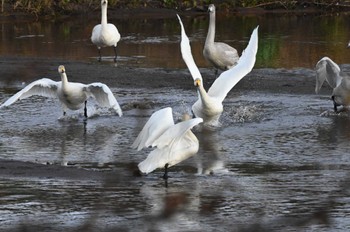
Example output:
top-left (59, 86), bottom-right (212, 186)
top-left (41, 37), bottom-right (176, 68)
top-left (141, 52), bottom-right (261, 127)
top-left (1, 11), bottom-right (350, 231)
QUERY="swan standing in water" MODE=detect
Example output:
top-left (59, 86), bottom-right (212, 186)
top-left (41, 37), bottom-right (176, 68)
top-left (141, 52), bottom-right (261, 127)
top-left (315, 57), bottom-right (350, 112)
top-left (132, 107), bottom-right (203, 179)
top-left (177, 14), bottom-right (258, 126)
top-left (203, 4), bottom-right (239, 76)
top-left (0, 65), bottom-right (123, 118)
top-left (91, 0), bottom-right (121, 62)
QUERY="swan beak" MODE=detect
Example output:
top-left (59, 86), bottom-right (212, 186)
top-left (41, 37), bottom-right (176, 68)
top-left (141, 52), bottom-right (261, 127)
top-left (102, 0), bottom-right (107, 5)
top-left (194, 79), bottom-right (201, 87)
top-left (58, 65), bottom-right (65, 74)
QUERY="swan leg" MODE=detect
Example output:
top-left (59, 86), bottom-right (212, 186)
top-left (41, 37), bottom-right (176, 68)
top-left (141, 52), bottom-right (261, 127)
top-left (113, 46), bottom-right (118, 63)
top-left (84, 101), bottom-right (88, 118)
top-left (98, 48), bottom-right (102, 62)
top-left (332, 96), bottom-right (338, 113)
top-left (163, 163), bottom-right (169, 180)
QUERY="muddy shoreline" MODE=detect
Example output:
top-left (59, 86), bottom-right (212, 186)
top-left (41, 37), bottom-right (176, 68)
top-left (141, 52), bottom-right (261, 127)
top-left (0, 56), bottom-right (325, 94)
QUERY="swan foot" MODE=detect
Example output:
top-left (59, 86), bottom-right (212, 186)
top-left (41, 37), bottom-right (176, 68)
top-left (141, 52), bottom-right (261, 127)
top-left (332, 96), bottom-right (340, 113)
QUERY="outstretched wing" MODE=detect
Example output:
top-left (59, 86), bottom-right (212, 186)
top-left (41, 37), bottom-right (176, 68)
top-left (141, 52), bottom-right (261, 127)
top-left (177, 14), bottom-right (203, 82)
top-left (85, 83), bottom-right (122, 116)
top-left (132, 107), bottom-right (174, 151)
top-left (138, 117), bottom-right (203, 174)
top-left (208, 26), bottom-right (259, 103)
top-left (0, 78), bottom-right (59, 109)
top-left (315, 56), bottom-right (341, 94)
top-left (152, 117), bottom-right (203, 149)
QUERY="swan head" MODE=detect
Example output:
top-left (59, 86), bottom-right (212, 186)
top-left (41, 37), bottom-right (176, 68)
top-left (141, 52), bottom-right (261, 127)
top-left (101, 0), bottom-right (107, 5)
top-left (58, 65), bottom-right (66, 74)
top-left (182, 113), bottom-right (191, 121)
top-left (208, 4), bottom-right (215, 13)
top-left (194, 78), bottom-right (201, 87)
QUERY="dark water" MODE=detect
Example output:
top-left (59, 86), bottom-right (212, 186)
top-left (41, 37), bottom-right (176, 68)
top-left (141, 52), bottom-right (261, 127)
top-left (0, 11), bottom-right (350, 68)
top-left (1, 11), bottom-right (350, 231)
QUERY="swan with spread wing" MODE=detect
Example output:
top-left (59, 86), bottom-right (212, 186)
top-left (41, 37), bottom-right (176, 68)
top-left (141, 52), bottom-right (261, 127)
top-left (132, 107), bottom-right (203, 179)
top-left (177, 14), bottom-right (258, 125)
top-left (0, 65), bottom-right (122, 118)
top-left (315, 56), bottom-right (350, 112)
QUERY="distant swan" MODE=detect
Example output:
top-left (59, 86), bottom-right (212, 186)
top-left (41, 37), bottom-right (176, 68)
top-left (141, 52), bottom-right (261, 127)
top-left (315, 56), bottom-right (350, 112)
top-left (203, 4), bottom-right (239, 76)
top-left (177, 14), bottom-right (258, 125)
top-left (132, 107), bottom-right (203, 179)
top-left (0, 65), bottom-right (123, 118)
top-left (91, 0), bottom-right (121, 62)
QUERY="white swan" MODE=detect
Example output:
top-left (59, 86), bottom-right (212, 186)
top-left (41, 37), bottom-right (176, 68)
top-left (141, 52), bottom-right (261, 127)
top-left (315, 56), bottom-right (350, 112)
top-left (203, 4), bottom-right (239, 75)
top-left (0, 65), bottom-right (122, 118)
top-left (132, 107), bottom-right (203, 179)
top-left (91, 0), bottom-right (121, 62)
top-left (177, 14), bottom-right (258, 125)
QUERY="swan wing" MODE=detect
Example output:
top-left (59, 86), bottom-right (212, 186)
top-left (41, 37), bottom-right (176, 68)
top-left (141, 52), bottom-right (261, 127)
top-left (132, 107), bottom-right (174, 151)
top-left (0, 78), bottom-right (59, 109)
top-left (85, 83), bottom-right (122, 116)
top-left (138, 117), bottom-right (203, 174)
top-left (315, 57), bottom-right (341, 94)
top-left (177, 14), bottom-right (203, 82)
top-left (208, 26), bottom-right (259, 102)
top-left (152, 117), bottom-right (203, 149)
top-left (138, 148), bottom-right (168, 174)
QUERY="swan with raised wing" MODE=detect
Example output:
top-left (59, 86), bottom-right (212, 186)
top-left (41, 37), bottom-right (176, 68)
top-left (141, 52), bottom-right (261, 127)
top-left (132, 107), bottom-right (203, 179)
top-left (177, 14), bottom-right (258, 126)
top-left (315, 56), bottom-right (350, 112)
top-left (0, 65), bottom-right (122, 118)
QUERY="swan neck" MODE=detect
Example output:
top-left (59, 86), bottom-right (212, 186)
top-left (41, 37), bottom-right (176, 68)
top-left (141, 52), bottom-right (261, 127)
top-left (206, 11), bottom-right (216, 45)
top-left (61, 73), bottom-right (69, 87)
top-left (197, 84), bottom-right (210, 103)
top-left (101, 4), bottom-right (108, 26)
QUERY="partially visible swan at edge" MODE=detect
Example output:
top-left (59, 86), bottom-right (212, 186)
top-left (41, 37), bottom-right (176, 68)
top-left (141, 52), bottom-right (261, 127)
top-left (177, 14), bottom-right (258, 126)
top-left (132, 107), bottom-right (203, 179)
top-left (0, 65), bottom-right (123, 118)
top-left (91, 0), bottom-right (121, 62)
top-left (315, 56), bottom-right (350, 112)
top-left (203, 4), bottom-right (239, 76)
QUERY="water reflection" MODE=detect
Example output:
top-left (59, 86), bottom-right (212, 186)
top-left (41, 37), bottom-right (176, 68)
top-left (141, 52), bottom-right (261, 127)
top-left (0, 12), bottom-right (349, 69)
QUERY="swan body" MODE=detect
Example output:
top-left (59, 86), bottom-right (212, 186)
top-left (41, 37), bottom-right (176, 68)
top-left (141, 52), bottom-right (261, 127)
top-left (132, 107), bottom-right (203, 178)
top-left (315, 56), bottom-right (350, 112)
top-left (177, 14), bottom-right (258, 125)
top-left (0, 65), bottom-right (122, 117)
top-left (91, 0), bottom-right (121, 62)
top-left (203, 4), bottom-right (239, 73)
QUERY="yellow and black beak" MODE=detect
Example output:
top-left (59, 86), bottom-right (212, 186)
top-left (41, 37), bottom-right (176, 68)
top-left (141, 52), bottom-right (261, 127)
top-left (194, 79), bottom-right (201, 87)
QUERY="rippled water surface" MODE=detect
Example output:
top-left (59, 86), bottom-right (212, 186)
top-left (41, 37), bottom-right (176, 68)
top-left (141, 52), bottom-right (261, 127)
top-left (1, 10), bottom-right (350, 231)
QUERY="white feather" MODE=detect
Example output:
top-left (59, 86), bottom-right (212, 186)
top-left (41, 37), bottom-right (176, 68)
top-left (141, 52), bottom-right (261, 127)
top-left (133, 107), bottom-right (203, 174)
top-left (0, 65), bottom-right (122, 117)
top-left (177, 14), bottom-right (258, 125)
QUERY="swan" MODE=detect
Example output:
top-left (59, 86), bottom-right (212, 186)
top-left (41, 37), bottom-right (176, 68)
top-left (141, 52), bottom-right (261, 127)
top-left (91, 0), bottom-right (121, 62)
top-left (132, 107), bottom-right (203, 179)
top-left (315, 56), bottom-right (350, 112)
top-left (177, 14), bottom-right (258, 125)
top-left (203, 4), bottom-right (239, 76)
top-left (0, 65), bottom-right (123, 118)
